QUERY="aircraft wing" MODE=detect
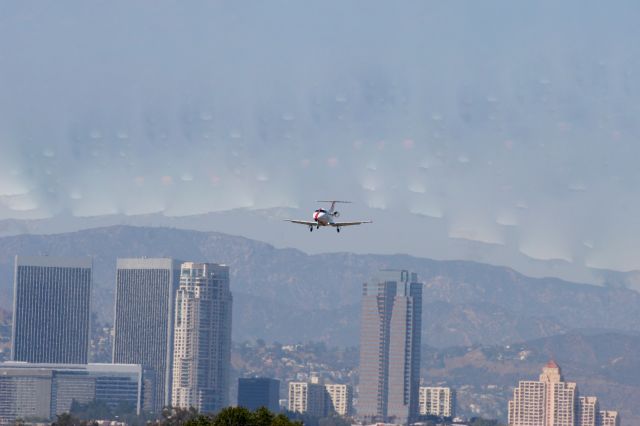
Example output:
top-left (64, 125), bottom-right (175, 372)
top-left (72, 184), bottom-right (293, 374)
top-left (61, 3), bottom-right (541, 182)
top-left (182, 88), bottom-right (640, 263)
top-left (330, 220), bottom-right (372, 227)
top-left (285, 219), bottom-right (317, 226)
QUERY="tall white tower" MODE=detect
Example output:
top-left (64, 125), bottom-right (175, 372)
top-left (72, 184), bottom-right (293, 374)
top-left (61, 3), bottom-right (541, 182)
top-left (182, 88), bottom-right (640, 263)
top-left (171, 262), bottom-right (232, 413)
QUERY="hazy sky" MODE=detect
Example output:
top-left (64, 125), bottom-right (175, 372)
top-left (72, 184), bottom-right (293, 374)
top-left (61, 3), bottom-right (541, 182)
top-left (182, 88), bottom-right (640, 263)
top-left (2, 1), bottom-right (640, 273)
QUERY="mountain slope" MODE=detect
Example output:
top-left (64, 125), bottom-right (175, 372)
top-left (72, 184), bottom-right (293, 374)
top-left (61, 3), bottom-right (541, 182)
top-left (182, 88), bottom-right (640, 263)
top-left (0, 225), bottom-right (638, 346)
top-left (423, 331), bottom-right (640, 424)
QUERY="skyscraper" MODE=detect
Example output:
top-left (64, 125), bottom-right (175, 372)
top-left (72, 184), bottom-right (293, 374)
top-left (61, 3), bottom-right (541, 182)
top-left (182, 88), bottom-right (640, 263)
top-left (112, 258), bottom-right (182, 412)
top-left (171, 262), bottom-right (232, 413)
top-left (508, 361), bottom-right (620, 426)
top-left (358, 270), bottom-right (422, 424)
top-left (11, 256), bottom-right (92, 364)
top-left (238, 377), bottom-right (280, 412)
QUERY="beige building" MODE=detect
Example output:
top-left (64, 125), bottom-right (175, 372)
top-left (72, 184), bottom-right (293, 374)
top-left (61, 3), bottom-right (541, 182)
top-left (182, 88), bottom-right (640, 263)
top-left (171, 262), bottom-right (232, 413)
top-left (288, 378), bottom-right (353, 418)
top-left (288, 381), bottom-right (326, 417)
top-left (508, 361), bottom-right (620, 426)
top-left (419, 386), bottom-right (455, 417)
top-left (579, 396), bottom-right (598, 426)
top-left (509, 360), bottom-right (575, 425)
top-left (325, 383), bottom-right (353, 416)
top-left (508, 379), bottom-right (546, 425)
top-left (598, 411), bottom-right (619, 426)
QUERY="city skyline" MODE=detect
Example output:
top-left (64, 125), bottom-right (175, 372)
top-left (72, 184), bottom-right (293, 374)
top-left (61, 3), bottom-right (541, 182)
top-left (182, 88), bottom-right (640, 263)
top-left (0, 0), bottom-right (638, 424)
top-left (0, 247), bottom-right (633, 424)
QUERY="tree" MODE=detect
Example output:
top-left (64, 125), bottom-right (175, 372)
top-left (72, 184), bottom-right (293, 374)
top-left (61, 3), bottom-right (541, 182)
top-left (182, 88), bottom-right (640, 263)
top-left (52, 413), bottom-right (82, 426)
top-left (252, 407), bottom-right (276, 426)
top-left (318, 414), bottom-right (350, 426)
top-left (162, 406), bottom-right (201, 426)
top-left (271, 414), bottom-right (301, 426)
top-left (180, 407), bottom-right (303, 426)
top-left (70, 400), bottom-right (113, 420)
top-left (211, 406), bottom-right (252, 426)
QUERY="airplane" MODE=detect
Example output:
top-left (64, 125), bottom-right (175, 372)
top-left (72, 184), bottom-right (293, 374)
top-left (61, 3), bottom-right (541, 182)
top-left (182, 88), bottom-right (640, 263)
top-left (285, 200), bottom-right (372, 233)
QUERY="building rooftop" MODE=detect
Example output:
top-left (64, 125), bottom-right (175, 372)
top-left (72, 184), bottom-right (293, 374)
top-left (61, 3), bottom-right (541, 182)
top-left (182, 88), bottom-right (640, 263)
top-left (545, 359), bottom-right (560, 369)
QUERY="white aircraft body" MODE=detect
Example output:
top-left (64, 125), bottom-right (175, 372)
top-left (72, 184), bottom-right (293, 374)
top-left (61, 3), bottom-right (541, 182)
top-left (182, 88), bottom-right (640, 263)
top-left (285, 200), bottom-right (372, 232)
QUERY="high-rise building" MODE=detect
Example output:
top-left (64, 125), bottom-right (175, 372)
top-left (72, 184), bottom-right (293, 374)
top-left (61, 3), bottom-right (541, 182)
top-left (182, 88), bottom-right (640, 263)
top-left (0, 362), bottom-right (142, 424)
top-left (11, 256), bottom-right (92, 364)
top-left (288, 380), bottom-right (326, 418)
top-left (509, 361), bottom-right (576, 426)
top-left (508, 361), bottom-right (620, 426)
top-left (171, 262), bottom-right (232, 413)
top-left (325, 383), bottom-right (353, 417)
top-left (508, 380), bottom-right (546, 426)
top-left (238, 377), bottom-right (280, 412)
top-left (113, 258), bottom-right (182, 412)
top-left (598, 411), bottom-right (619, 426)
top-left (288, 378), bottom-right (352, 418)
top-left (358, 270), bottom-right (422, 424)
top-left (579, 396), bottom-right (598, 426)
top-left (419, 387), bottom-right (455, 418)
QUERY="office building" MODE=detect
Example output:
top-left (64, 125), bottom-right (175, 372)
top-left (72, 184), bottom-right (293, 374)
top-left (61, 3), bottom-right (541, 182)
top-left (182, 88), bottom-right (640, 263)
top-left (419, 387), bottom-right (455, 418)
top-left (325, 383), bottom-right (353, 417)
top-left (508, 361), bottom-right (620, 426)
top-left (358, 270), bottom-right (422, 424)
top-left (0, 362), bottom-right (142, 424)
top-left (11, 256), bottom-right (92, 364)
top-left (113, 258), bottom-right (182, 412)
top-left (171, 262), bottom-right (232, 413)
top-left (238, 377), bottom-right (280, 412)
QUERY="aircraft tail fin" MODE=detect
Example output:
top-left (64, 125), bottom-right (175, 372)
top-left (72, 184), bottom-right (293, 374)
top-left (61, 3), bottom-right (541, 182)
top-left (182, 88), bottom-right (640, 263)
top-left (317, 200), bottom-right (351, 214)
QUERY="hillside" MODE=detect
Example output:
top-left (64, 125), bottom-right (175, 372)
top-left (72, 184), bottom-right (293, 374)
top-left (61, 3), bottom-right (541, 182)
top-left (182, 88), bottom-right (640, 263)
top-left (226, 331), bottom-right (640, 424)
top-left (0, 226), bottom-right (639, 347)
top-left (423, 331), bottom-right (640, 424)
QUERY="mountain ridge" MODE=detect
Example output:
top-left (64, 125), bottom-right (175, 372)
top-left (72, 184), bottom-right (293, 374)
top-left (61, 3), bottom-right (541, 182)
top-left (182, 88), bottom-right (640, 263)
top-left (0, 225), bottom-right (638, 347)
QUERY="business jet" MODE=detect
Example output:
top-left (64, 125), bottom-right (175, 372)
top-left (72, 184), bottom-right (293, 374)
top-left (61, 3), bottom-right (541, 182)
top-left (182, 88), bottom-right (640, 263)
top-left (285, 200), bottom-right (372, 232)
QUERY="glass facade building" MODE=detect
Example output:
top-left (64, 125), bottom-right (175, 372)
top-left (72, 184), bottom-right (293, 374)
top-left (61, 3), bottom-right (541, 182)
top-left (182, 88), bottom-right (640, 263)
top-left (238, 378), bottom-right (280, 412)
top-left (11, 256), bottom-right (92, 364)
top-left (113, 258), bottom-right (182, 412)
top-left (0, 363), bottom-right (142, 424)
top-left (358, 270), bottom-right (422, 424)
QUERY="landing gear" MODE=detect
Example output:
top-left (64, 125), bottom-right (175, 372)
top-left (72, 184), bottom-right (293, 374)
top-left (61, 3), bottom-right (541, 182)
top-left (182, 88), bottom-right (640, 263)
top-left (337, 227), bottom-right (340, 233)
top-left (309, 226), bottom-right (313, 232)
